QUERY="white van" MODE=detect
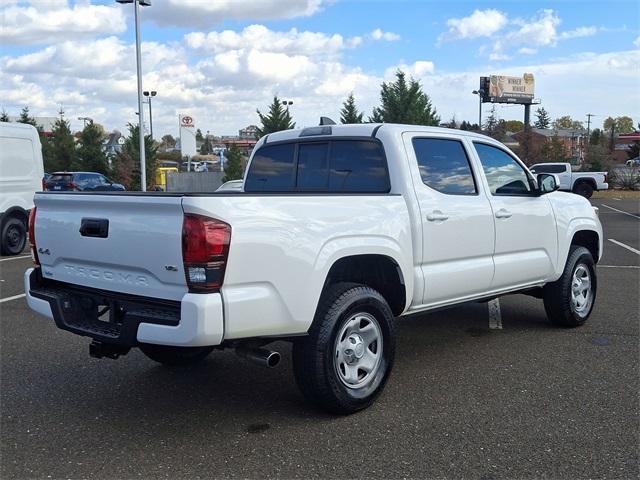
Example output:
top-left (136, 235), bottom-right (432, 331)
top-left (0, 123), bottom-right (44, 255)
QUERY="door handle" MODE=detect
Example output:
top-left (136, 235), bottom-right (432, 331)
top-left (495, 209), bottom-right (512, 219)
top-left (427, 211), bottom-right (449, 222)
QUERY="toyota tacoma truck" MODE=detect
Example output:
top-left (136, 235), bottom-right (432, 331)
top-left (529, 162), bottom-right (608, 198)
top-left (25, 123), bottom-right (603, 414)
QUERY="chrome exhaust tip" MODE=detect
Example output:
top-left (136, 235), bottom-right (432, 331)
top-left (236, 347), bottom-right (281, 368)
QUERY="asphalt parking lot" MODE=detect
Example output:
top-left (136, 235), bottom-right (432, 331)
top-left (1, 197), bottom-right (638, 479)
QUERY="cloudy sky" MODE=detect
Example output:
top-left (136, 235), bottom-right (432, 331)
top-left (1, 0), bottom-right (639, 137)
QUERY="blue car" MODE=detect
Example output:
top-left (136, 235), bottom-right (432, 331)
top-left (44, 172), bottom-right (126, 192)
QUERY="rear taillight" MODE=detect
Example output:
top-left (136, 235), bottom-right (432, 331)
top-left (41, 178), bottom-right (45, 190)
top-left (604, 174), bottom-right (608, 184)
top-left (69, 182), bottom-right (79, 190)
top-left (28, 207), bottom-right (39, 266)
top-left (182, 214), bottom-right (231, 292)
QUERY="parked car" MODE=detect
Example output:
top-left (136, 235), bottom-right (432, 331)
top-left (0, 122), bottom-right (44, 255)
top-left (25, 124), bottom-right (603, 414)
top-left (44, 172), bottom-right (125, 192)
top-left (529, 162), bottom-right (608, 198)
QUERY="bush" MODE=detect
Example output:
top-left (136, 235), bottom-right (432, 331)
top-left (609, 167), bottom-right (640, 190)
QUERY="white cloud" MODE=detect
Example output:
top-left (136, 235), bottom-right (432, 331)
top-left (559, 26), bottom-right (598, 40)
top-left (634, 36), bottom-right (640, 48)
top-left (146, 0), bottom-right (328, 28)
top-left (384, 61), bottom-right (435, 78)
top-left (0, 0), bottom-right (126, 46)
top-left (518, 48), bottom-right (538, 55)
top-left (506, 9), bottom-right (560, 48)
top-left (370, 29), bottom-right (401, 42)
top-left (439, 9), bottom-right (508, 43)
top-left (489, 53), bottom-right (512, 61)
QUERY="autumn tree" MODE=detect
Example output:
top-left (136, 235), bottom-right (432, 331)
top-left (340, 93), bottom-right (364, 124)
top-left (256, 96), bottom-right (295, 138)
top-left (553, 115), bottom-right (583, 130)
top-left (369, 70), bottom-right (439, 125)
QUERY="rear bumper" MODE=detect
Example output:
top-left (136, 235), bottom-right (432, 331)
top-left (24, 268), bottom-right (224, 347)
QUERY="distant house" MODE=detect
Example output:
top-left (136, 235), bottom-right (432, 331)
top-left (238, 125), bottom-right (258, 139)
top-left (514, 128), bottom-right (586, 163)
top-left (103, 130), bottom-right (124, 156)
top-left (613, 132), bottom-right (640, 163)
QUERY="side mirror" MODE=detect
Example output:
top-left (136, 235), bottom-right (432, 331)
top-left (537, 173), bottom-right (559, 194)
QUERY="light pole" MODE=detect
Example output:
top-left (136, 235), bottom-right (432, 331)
top-left (472, 90), bottom-right (484, 129)
top-left (116, 0), bottom-right (151, 191)
top-left (282, 100), bottom-right (293, 111)
top-left (78, 116), bottom-right (93, 128)
top-left (143, 90), bottom-right (156, 140)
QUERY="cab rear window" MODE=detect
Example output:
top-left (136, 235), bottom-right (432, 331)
top-left (244, 139), bottom-right (390, 193)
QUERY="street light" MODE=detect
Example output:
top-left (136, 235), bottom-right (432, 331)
top-left (282, 100), bottom-right (293, 111)
top-left (143, 90), bottom-right (156, 140)
top-left (116, 0), bottom-right (151, 191)
top-left (78, 116), bottom-right (93, 128)
top-left (472, 90), bottom-right (484, 129)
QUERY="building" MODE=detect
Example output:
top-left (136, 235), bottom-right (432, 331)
top-left (238, 125), bottom-right (258, 139)
top-left (513, 128), bottom-right (586, 164)
top-left (7, 116), bottom-right (58, 135)
top-left (102, 130), bottom-right (124, 156)
top-left (613, 132), bottom-right (640, 163)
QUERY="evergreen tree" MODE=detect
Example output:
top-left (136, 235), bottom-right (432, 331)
top-left (369, 70), bottom-right (439, 125)
top-left (0, 110), bottom-right (9, 122)
top-left (113, 123), bottom-right (157, 190)
top-left (590, 128), bottom-right (605, 146)
top-left (533, 107), bottom-right (551, 129)
top-left (541, 135), bottom-right (568, 163)
top-left (340, 93), bottom-right (364, 124)
top-left (77, 121), bottom-right (109, 174)
top-left (223, 144), bottom-right (244, 182)
top-left (196, 128), bottom-right (204, 142)
top-left (256, 96), bottom-right (295, 138)
top-left (46, 118), bottom-right (76, 172)
top-left (18, 106), bottom-right (37, 126)
top-left (483, 105), bottom-right (500, 138)
top-left (200, 136), bottom-right (212, 155)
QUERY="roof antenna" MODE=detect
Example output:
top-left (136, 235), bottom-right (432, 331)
top-left (319, 116), bottom-right (336, 126)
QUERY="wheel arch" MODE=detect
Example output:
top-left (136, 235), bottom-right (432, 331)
top-left (318, 253), bottom-right (408, 317)
top-left (572, 178), bottom-right (597, 191)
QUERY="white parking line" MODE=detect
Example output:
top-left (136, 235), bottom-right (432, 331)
top-left (608, 238), bottom-right (640, 255)
top-left (488, 298), bottom-right (502, 330)
top-left (0, 255), bottom-right (31, 263)
top-left (0, 293), bottom-right (26, 304)
top-left (601, 204), bottom-right (640, 220)
top-left (598, 265), bottom-right (640, 269)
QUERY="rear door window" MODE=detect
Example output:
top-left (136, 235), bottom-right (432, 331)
top-left (244, 143), bottom-right (296, 191)
top-left (530, 164), bottom-right (565, 174)
top-left (329, 141), bottom-right (389, 192)
top-left (412, 138), bottom-right (477, 195)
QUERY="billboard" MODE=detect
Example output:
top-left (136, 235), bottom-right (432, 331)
top-left (482, 74), bottom-right (535, 104)
top-left (179, 114), bottom-right (197, 157)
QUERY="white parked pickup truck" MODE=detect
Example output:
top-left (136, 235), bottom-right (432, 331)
top-left (25, 124), bottom-right (603, 414)
top-left (529, 162), bottom-right (608, 198)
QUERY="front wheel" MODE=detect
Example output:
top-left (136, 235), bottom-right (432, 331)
top-left (139, 344), bottom-right (214, 366)
top-left (543, 246), bottom-right (597, 327)
top-left (293, 282), bottom-right (395, 414)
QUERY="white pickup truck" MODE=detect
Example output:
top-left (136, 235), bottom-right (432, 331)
top-left (529, 162), bottom-right (608, 198)
top-left (25, 124), bottom-right (603, 414)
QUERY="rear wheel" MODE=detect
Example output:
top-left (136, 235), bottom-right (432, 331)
top-left (1, 217), bottom-right (27, 256)
top-left (573, 182), bottom-right (594, 198)
top-left (293, 282), bottom-right (395, 414)
top-left (543, 246), bottom-right (596, 327)
top-left (139, 344), bottom-right (214, 366)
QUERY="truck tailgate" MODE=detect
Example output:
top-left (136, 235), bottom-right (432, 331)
top-left (34, 193), bottom-right (187, 301)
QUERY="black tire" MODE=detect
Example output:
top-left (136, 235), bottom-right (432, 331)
top-left (1, 217), bottom-right (27, 256)
top-left (293, 282), bottom-right (395, 414)
top-left (543, 246), bottom-right (597, 327)
top-left (573, 182), bottom-right (594, 199)
top-left (139, 344), bottom-right (214, 366)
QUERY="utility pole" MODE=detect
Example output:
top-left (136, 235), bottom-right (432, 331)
top-left (586, 113), bottom-right (595, 139)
